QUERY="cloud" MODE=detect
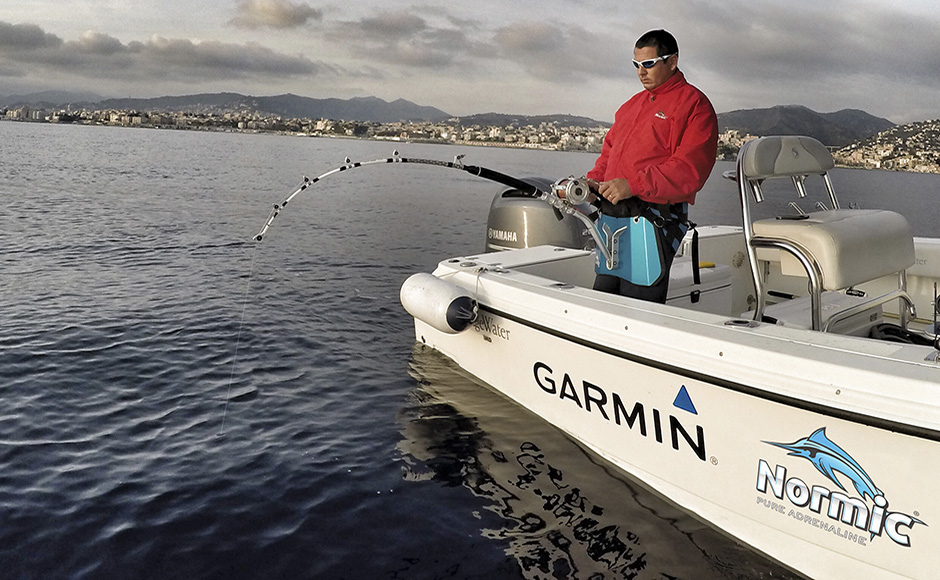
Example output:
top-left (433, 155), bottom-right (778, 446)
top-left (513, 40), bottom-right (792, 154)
top-left (358, 11), bottom-right (427, 37)
top-left (321, 9), bottom-right (627, 80)
top-left (4, 2), bottom-right (939, 123)
top-left (584, 0), bottom-right (940, 120)
top-left (0, 21), bottom-right (323, 86)
top-left (0, 21), bottom-right (63, 50)
top-left (140, 36), bottom-right (319, 78)
top-left (660, 1), bottom-right (937, 82)
top-left (327, 10), bottom-right (484, 69)
top-left (491, 21), bottom-right (629, 82)
top-left (229, 0), bottom-right (323, 30)
top-left (75, 31), bottom-right (126, 55)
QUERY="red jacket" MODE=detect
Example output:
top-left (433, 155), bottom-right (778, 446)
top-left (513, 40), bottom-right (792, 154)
top-left (588, 70), bottom-right (718, 205)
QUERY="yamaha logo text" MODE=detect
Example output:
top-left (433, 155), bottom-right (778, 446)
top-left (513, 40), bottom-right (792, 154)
top-left (488, 228), bottom-right (517, 243)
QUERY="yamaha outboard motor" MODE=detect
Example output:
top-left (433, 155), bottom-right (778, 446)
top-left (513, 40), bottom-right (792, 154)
top-left (485, 177), bottom-right (595, 252)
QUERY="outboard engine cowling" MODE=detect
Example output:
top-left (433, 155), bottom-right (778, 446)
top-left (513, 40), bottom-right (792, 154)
top-left (484, 177), bottom-right (595, 252)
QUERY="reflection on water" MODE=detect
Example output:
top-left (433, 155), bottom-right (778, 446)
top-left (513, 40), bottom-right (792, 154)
top-left (400, 345), bottom-right (802, 580)
top-left (486, 440), bottom-right (650, 579)
top-left (0, 122), bottom-right (860, 577)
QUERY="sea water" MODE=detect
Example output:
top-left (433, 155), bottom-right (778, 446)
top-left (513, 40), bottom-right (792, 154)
top-left (2, 120), bottom-right (937, 579)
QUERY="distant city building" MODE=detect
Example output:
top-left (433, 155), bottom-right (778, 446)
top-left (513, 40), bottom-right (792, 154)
top-left (2, 104), bottom-right (937, 173)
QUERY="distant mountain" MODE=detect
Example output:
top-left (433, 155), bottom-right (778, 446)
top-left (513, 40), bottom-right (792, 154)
top-left (0, 90), bottom-right (104, 108)
top-left (718, 105), bottom-right (894, 146)
top-left (822, 109), bottom-right (895, 138)
top-left (2, 90), bottom-right (615, 126)
top-left (91, 93), bottom-right (452, 123)
top-left (456, 112), bottom-right (609, 129)
top-left (4, 91), bottom-right (897, 144)
top-left (95, 92), bottom-right (245, 111)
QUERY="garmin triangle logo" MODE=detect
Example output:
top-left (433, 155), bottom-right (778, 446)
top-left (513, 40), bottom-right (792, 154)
top-left (673, 385), bottom-right (697, 415)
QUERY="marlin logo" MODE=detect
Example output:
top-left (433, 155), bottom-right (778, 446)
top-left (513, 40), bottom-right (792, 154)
top-left (765, 427), bottom-right (882, 502)
top-left (757, 428), bottom-right (925, 547)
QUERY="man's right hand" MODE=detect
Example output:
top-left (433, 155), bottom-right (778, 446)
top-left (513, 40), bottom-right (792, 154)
top-left (598, 178), bottom-right (633, 204)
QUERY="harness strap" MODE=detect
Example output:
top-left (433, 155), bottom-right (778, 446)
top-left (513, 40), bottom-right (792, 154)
top-left (598, 198), bottom-right (701, 291)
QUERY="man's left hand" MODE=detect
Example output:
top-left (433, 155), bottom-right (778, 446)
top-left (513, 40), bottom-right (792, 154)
top-left (598, 178), bottom-right (632, 204)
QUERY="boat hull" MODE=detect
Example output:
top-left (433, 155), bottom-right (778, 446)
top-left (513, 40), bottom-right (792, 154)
top-left (409, 246), bottom-right (940, 580)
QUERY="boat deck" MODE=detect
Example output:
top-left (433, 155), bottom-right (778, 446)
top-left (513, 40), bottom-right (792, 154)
top-left (468, 225), bottom-right (940, 346)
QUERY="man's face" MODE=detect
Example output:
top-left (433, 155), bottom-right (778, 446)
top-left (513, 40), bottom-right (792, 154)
top-left (634, 45), bottom-right (677, 91)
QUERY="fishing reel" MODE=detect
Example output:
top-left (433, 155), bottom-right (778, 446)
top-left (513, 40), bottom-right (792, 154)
top-left (553, 177), bottom-right (595, 205)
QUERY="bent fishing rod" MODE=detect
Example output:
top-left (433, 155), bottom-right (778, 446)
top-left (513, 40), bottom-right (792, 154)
top-left (253, 150), bottom-right (610, 260)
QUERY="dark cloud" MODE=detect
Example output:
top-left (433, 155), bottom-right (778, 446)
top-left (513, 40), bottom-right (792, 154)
top-left (0, 62), bottom-right (26, 79)
top-left (139, 36), bottom-right (319, 78)
top-left (571, 0), bottom-right (940, 120)
top-left (358, 12), bottom-right (427, 37)
top-left (492, 21), bottom-right (629, 82)
top-left (322, 9), bottom-right (626, 80)
top-left (0, 21), bottom-right (63, 50)
top-left (0, 21), bottom-right (322, 84)
top-left (3, 2), bottom-right (939, 122)
top-left (662, 2), bottom-right (939, 85)
top-left (327, 10), bottom-right (484, 69)
top-left (229, 0), bottom-right (323, 30)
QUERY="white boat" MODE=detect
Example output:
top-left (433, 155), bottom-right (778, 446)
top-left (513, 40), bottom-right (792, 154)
top-left (400, 136), bottom-right (940, 580)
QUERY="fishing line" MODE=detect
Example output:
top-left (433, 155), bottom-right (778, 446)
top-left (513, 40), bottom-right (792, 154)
top-left (252, 149), bottom-right (609, 261)
top-left (219, 242), bottom-right (259, 436)
top-left (223, 151), bottom-right (607, 431)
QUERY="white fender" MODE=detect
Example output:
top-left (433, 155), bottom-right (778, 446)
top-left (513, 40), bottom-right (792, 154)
top-left (400, 273), bottom-right (477, 334)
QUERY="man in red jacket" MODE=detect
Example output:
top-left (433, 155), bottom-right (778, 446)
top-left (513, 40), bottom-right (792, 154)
top-left (585, 29), bottom-right (718, 303)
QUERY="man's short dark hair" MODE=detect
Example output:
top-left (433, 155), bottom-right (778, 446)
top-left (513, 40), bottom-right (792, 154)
top-left (635, 29), bottom-right (678, 57)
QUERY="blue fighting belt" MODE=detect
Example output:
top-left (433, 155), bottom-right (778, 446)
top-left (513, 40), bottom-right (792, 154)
top-left (594, 202), bottom-right (691, 286)
top-left (595, 214), bottom-right (666, 286)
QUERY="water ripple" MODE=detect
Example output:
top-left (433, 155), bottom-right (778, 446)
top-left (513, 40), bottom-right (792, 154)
top-left (0, 123), bottom-right (892, 579)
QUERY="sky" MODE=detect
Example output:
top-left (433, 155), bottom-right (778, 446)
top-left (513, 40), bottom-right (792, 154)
top-left (2, 0), bottom-right (939, 124)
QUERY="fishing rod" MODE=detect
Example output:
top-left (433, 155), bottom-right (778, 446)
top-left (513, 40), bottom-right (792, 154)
top-left (253, 150), bottom-right (609, 260)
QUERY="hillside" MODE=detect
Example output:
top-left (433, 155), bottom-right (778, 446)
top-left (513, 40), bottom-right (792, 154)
top-left (7, 91), bottom-right (919, 156)
top-left (835, 119), bottom-right (940, 172)
top-left (91, 93), bottom-right (453, 124)
top-left (718, 105), bottom-right (894, 147)
top-left (456, 112), bottom-right (609, 129)
top-left (0, 90), bottom-right (104, 108)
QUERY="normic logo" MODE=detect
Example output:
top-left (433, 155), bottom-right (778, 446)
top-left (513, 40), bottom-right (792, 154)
top-left (756, 427), bottom-right (924, 547)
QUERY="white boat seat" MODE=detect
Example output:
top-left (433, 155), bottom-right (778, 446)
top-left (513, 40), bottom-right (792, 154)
top-left (736, 135), bottom-right (917, 331)
top-left (740, 135), bottom-right (835, 179)
top-left (752, 209), bottom-right (915, 290)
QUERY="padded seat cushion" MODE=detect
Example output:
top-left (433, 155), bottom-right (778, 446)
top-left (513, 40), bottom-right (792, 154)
top-left (752, 209), bottom-right (915, 289)
top-left (741, 135), bottom-right (834, 178)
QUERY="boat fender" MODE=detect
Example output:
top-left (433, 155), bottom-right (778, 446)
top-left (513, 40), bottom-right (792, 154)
top-left (400, 273), bottom-right (477, 334)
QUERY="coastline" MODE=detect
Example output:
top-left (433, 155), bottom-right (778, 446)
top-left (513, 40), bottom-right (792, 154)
top-left (3, 116), bottom-right (938, 174)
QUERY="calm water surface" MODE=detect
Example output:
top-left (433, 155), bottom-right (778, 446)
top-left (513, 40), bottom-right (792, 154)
top-left (2, 121), bottom-right (938, 579)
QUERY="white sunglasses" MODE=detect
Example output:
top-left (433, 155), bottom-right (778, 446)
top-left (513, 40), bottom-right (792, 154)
top-left (632, 53), bottom-right (675, 69)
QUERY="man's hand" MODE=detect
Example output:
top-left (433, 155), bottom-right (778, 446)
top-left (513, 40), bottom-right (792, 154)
top-left (598, 178), bottom-right (632, 204)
